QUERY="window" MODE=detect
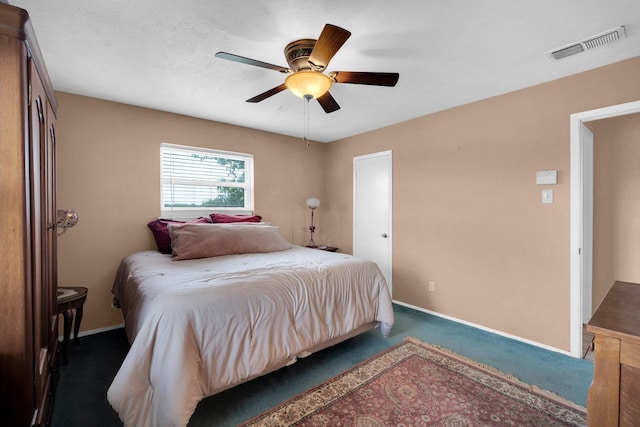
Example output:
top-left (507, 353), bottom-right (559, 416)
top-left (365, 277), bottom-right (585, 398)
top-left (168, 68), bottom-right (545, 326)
top-left (160, 143), bottom-right (254, 219)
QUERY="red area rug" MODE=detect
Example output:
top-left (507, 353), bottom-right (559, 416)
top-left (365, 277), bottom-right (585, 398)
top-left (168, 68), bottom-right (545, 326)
top-left (242, 337), bottom-right (587, 426)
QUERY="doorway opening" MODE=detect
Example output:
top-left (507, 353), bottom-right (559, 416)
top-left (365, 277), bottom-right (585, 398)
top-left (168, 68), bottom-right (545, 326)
top-left (569, 100), bottom-right (640, 357)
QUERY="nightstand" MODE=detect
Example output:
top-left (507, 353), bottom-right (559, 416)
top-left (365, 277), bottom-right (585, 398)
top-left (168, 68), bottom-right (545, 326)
top-left (57, 286), bottom-right (88, 364)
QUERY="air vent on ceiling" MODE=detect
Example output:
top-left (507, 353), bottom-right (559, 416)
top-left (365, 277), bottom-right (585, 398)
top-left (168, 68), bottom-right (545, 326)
top-left (547, 25), bottom-right (626, 60)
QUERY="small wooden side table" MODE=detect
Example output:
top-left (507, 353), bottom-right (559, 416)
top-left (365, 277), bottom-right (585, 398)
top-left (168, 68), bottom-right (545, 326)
top-left (56, 286), bottom-right (88, 365)
top-left (586, 281), bottom-right (640, 426)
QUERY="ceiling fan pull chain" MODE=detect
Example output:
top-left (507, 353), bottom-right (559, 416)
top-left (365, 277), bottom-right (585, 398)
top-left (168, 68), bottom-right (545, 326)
top-left (303, 94), bottom-right (311, 147)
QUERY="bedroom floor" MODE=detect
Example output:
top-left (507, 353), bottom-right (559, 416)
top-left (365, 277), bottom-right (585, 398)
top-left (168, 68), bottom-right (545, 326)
top-left (51, 304), bottom-right (594, 427)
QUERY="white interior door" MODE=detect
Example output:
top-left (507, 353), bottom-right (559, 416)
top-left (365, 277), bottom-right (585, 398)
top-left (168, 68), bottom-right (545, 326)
top-left (353, 151), bottom-right (392, 294)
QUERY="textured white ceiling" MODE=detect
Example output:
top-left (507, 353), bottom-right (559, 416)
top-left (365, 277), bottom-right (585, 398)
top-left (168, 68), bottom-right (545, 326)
top-left (10, 0), bottom-right (640, 142)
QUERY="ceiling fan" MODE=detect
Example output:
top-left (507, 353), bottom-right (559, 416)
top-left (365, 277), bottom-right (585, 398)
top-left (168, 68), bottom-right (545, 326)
top-left (215, 24), bottom-right (399, 113)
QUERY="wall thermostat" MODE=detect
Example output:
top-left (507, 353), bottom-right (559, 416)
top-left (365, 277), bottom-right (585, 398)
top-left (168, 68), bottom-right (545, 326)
top-left (536, 170), bottom-right (558, 185)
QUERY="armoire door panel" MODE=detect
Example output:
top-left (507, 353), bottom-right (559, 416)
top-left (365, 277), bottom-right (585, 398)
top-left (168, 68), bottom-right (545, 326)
top-left (46, 92), bottom-right (59, 360)
top-left (29, 59), bottom-right (49, 410)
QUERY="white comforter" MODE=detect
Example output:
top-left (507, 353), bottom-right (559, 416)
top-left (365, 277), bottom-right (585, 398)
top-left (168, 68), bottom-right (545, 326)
top-left (107, 246), bottom-right (394, 427)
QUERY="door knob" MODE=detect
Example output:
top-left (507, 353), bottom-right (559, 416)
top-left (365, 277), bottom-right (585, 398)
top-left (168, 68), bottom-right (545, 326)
top-left (381, 233), bottom-right (388, 238)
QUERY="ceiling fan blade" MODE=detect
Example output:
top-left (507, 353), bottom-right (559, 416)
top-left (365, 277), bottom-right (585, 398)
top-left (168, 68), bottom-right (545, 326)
top-left (308, 24), bottom-right (351, 70)
top-left (215, 52), bottom-right (290, 73)
top-left (246, 84), bottom-right (287, 103)
top-left (331, 71), bottom-right (399, 86)
top-left (316, 91), bottom-right (341, 113)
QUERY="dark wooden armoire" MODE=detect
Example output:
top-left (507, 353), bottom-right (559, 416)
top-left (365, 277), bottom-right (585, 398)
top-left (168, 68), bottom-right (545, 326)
top-left (0, 3), bottom-right (59, 426)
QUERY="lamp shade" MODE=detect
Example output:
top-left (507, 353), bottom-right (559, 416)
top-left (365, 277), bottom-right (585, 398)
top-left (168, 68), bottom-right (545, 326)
top-left (306, 197), bottom-right (320, 209)
top-left (285, 71), bottom-right (332, 99)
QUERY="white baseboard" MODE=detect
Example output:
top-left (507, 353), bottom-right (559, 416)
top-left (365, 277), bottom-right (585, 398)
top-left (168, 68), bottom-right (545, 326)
top-left (393, 300), bottom-right (574, 358)
top-left (61, 305), bottom-right (574, 358)
top-left (58, 323), bottom-right (124, 341)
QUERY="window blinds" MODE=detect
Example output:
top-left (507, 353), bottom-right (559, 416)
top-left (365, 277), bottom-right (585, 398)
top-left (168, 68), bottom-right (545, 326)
top-left (160, 143), bottom-right (254, 219)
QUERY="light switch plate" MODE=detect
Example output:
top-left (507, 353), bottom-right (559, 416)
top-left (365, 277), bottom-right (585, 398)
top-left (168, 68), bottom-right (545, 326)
top-left (542, 189), bottom-right (554, 204)
top-left (536, 170), bottom-right (558, 185)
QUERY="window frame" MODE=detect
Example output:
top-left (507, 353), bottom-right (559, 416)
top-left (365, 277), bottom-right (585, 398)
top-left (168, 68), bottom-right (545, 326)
top-left (160, 143), bottom-right (255, 220)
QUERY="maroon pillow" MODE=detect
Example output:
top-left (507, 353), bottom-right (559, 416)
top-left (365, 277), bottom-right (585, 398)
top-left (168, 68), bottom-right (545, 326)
top-left (147, 217), bottom-right (210, 253)
top-left (210, 213), bottom-right (262, 223)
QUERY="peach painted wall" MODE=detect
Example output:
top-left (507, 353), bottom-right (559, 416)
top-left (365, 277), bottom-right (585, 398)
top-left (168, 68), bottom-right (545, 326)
top-left (55, 92), bottom-right (327, 332)
top-left (56, 57), bottom-right (640, 352)
top-left (324, 57), bottom-right (640, 351)
top-left (592, 113), bottom-right (640, 310)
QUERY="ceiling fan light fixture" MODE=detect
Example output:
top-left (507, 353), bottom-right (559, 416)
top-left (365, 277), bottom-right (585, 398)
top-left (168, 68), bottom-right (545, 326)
top-left (285, 70), bottom-right (332, 99)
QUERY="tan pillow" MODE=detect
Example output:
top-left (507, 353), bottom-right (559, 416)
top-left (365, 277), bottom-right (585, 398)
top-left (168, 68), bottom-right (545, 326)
top-left (168, 223), bottom-right (292, 260)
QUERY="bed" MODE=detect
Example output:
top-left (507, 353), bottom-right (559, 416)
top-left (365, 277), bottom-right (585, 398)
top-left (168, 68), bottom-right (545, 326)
top-left (106, 223), bottom-right (394, 427)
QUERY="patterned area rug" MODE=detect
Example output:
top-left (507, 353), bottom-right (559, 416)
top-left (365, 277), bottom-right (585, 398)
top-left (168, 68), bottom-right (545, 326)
top-left (241, 337), bottom-right (587, 426)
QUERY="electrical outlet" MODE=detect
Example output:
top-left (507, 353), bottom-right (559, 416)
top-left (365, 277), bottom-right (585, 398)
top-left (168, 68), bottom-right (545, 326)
top-left (428, 281), bottom-right (435, 292)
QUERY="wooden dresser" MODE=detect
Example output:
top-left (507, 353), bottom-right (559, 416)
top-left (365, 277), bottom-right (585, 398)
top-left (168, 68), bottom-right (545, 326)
top-left (0, 3), bottom-right (59, 426)
top-left (587, 281), bottom-right (640, 427)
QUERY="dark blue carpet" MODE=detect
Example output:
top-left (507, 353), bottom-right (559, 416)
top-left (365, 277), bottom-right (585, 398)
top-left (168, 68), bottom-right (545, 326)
top-left (51, 304), bottom-right (592, 426)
